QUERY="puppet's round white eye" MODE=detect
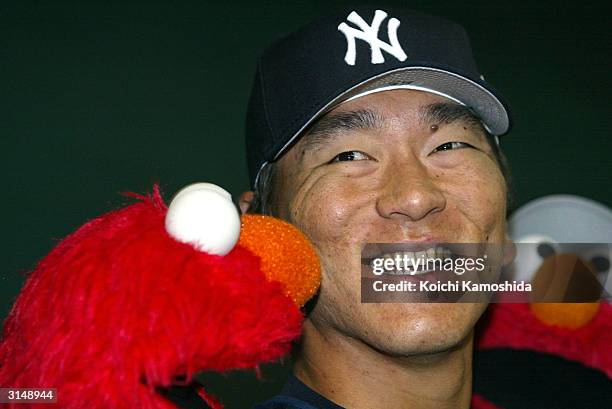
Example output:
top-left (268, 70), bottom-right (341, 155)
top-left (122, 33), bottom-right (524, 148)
top-left (165, 183), bottom-right (240, 255)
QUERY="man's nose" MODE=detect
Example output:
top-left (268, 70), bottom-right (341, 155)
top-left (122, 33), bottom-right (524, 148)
top-left (375, 158), bottom-right (446, 222)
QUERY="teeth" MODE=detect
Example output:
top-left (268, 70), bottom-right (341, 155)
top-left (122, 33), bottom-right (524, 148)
top-left (371, 246), bottom-right (453, 275)
top-left (401, 251), bottom-right (415, 260)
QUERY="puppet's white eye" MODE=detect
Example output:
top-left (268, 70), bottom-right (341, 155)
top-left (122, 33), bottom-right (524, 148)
top-left (509, 234), bottom-right (560, 282)
top-left (165, 183), bottom-right (240, 255)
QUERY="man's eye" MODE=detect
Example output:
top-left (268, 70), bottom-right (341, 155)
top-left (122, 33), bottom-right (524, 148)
top-left (330, 151), bottom-right (371, 162)
top-left (432, 141), bottom-right (475, 152)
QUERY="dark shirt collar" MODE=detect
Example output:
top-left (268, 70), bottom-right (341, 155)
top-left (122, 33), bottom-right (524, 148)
top-left (280, 374), bottom-right (345, 409)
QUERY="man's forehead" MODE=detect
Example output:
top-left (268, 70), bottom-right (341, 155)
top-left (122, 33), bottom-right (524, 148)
top-left (295, 90), bottom-right (487, 153)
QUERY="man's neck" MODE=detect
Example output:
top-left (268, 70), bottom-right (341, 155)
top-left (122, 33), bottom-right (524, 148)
top-left (293, 320), bottom-right (473, 409)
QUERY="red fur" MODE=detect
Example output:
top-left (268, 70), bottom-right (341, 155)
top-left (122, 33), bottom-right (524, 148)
top-left (0, 188), bottom-right (303, 408)
top-left (471, 394), bottom-right (503, 409)
top-left (197, 387), bottom-right (224, 409)
top-left (477, 303), bottom-right (612, 378)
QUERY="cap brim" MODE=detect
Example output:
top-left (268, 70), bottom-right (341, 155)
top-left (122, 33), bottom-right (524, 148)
top-left (342, 67), bottom-right (510, 135)
top-left (272, 66), bottom-right (509, 156)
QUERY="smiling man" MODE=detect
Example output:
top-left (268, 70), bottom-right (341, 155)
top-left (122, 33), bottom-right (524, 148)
top-left (241, 7), bottom-right (512, 409)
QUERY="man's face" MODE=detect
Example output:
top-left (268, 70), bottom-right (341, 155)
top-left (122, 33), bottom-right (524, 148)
top-left (271, 89), bottom-right (508, 355)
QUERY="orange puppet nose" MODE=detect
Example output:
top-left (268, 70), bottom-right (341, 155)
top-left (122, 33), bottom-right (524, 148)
top-left (529, 253), bottom-right (604, 329)
top-left (238, 214), bottom-right (321, 307)
top-left (530, 303), bottom-right (601, 330)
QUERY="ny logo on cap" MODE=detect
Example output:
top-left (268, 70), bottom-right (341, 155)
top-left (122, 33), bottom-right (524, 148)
top-left (338, 10), bottom-right (407, 66)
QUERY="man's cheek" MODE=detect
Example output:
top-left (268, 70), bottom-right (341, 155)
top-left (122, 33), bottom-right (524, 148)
top-left (296, 183), bottom-right (366, 243)
top-left (458, 180), bottom-right (506, 233)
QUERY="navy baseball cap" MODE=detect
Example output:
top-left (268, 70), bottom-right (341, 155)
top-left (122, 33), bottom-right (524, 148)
top-left (246, 7), bottom-right (512, 188)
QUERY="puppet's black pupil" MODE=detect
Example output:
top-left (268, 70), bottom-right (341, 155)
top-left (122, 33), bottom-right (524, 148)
top-left (537, 243), bottom-right (556, 258)
top-left (591, 256), bottom-right (610, 272)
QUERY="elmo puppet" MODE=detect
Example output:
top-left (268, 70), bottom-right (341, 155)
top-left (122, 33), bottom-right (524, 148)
top-left (473, 195), bottom-right (612, 409)
top-left (0, 183), bottom-right (321, 409)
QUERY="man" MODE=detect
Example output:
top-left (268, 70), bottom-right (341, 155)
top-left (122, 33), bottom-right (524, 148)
top-left (239, 7), bottom-right (512, 409)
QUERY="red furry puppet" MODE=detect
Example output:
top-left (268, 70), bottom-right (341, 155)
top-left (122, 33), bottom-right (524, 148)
top-left (0, 183), bottom-right (321, 409)
top-left (472, 196), bottom-right (612, 409)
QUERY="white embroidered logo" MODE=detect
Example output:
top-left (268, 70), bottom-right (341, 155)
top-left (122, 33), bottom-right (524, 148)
top-left (337, 9), bottom-right (407, 66)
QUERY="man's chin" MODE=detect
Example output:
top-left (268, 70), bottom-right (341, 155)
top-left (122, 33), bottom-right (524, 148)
top-left (359, 302), bottom-right (483, 356)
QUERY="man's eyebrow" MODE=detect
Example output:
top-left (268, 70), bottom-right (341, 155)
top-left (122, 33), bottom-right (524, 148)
top-left (419, 102), bottom-right (486, 134)
top-left (298, 109), bottom-right (384, 156)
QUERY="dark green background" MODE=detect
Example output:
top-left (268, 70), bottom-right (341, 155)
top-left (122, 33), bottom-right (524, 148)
top-left (2, 1), bottom-right (610, 407)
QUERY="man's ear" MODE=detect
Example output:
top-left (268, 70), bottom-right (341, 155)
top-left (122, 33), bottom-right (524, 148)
top-left (239, 191), bottom-right (255, 215)
top-left (503, 232), bottom-right (516, 267)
